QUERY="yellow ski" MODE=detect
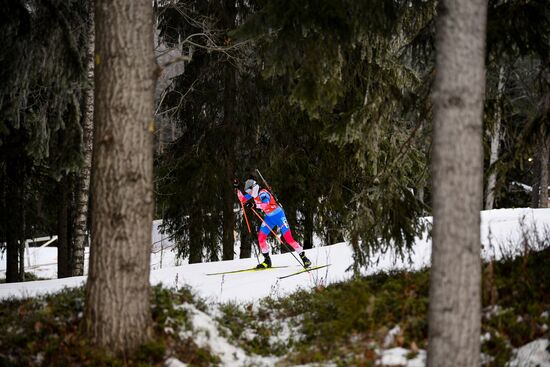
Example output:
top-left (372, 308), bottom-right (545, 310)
top-left (278, 264), bottom-right (330, 279)
top-left (206, 265), bottom-right (289, 276)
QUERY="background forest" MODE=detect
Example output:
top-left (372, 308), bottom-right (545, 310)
top-left (0, 0), bottom-right (549, 365)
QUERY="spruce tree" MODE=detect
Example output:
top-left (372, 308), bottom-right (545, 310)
top-left (0, 0), bottom-right (90, 282)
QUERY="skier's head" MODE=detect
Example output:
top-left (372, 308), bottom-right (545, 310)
top-left (244, 179), bottom-right (260, 197)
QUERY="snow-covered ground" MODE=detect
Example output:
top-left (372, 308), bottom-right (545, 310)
top-left (2, 207), bottom-right (549, 302)
top-left (1, 207), bottom-right (549, 366)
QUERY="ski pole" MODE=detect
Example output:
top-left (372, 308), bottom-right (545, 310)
top-left (249, 207), bottom-right (283, 244)
top-left (250, 208), bottom-right (306, 269)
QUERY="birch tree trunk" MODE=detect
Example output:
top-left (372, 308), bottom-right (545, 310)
top-left (539, 135), bottom-right (549, 208)
top-left (485, 65), bottom-right (505, 210)
top-left (428, 0), bottom-right (487, 365)
top-left (531, 156), bottom-right (541, 208)
top-left (72, 1), bottom-right (95, 276)
top-left (543, 83), bottom-right (550, 208)
top-left (85, 0), bottom-right (155, 355)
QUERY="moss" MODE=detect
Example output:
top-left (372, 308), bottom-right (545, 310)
top-left (0, 248), bottom-right (547, 366)
top-left (253, 269), bottom-right (430, 364)
top-left (216, 302), bottom-right (290, 356)
top-left (258, 248), bottom-right (547, 364)
top-left (0, 284), bottom-right (219, 367)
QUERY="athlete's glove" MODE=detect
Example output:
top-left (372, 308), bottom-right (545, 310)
top-left (245, 201), bottom-right (254, 209)
top-left (233, 179), bottom-right (240, 188)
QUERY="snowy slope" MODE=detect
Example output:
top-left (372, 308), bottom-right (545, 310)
top-left (1, 208), bottom-right (550, 367)
top-left (1, 207), bottom-right (550, 303)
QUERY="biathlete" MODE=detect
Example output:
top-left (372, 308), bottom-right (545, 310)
top-left (235, 178), bottom-right (311, 269)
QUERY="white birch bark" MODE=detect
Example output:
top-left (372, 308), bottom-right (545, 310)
top-left (72, 2), bottom-right (95, 276)
top-left (540, 135), bottom-right (549, 208)
top-left (485, 66), bottom-right (505, 210)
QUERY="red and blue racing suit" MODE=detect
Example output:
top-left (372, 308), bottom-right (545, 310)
top-left (237, 188), bottom-right (303, 254)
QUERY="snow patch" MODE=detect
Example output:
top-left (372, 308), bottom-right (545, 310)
top-left (507, 339), bottom-right (550, 367)
top-left (179, 303), bottom-right (278, 367)
top-left (165, 357), bottom-right (188, 367)
top-left (377, 347), bottom-right (426, 367)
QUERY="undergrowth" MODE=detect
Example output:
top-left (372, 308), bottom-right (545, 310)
top-left (216, 247), bottom-right (550, 366)
top-left (0, 285), bottom-right (219, 367)
top-left (0, 248), bottom-right (548, 366)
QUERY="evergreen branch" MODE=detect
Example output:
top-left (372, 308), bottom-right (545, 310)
top-left (376, 119), bottom-right (424, 181)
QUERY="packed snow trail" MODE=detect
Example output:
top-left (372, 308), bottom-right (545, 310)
top-left (1, 208), bottom-right (550, 303)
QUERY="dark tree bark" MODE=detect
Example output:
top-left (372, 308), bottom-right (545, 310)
top-left (189, 209), bottom-right (203, 264)
top-left (303, 208), bottom-right (314, 250)
top-left (57, 177), bottom-right (71, 278)
top-left (84, 0), bottom-right (155, 355)
top-left (18, 180), bottom-right (25, 282)
top-left (6, 162), bottom-right (21, 283)
top-left (221, 62), bottom-right (236, 261)
top-left (239, 213), bottom-right (253, 259)
top-left (221, 0), bottom-right (237, 261)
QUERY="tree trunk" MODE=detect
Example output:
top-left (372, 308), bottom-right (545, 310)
top-left (539, 135), bottom-right (549, 208)
top-left (303, 208), bottom-right (314, 250)
top-left (57, 177), bottom-right (71, 278)
top-left (221, 63), bottom-right (236, 260)
top-left (416, 185), bottom-right (425, 207)
top-left (221, 167), bottom-right (235, 262)
top-left (188, 209), bottom-right (203, 263)
top-left (73, 2), bottom-right (95, 276)
top-left (18, 179), bottom-right (25, 282)
top-left (85, 0), bottom-right (155, 355)
top-left (239, 213), bottom-right (253, 258)
top-left (428, 0), bottom-right (487, 366)
top-left (221, 0), bottom-right (237, 261)
top-left (485, 65), bottom-right (505, 210)
top-left (6, 162), bottom-right (20, 283)
top-left (531, 156), bottom-right (541, 208)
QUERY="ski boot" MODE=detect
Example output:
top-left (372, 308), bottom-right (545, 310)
top-left (299, 252), bottom-right (311, 268)
top-left (256, 254), bottom-right (272, 269)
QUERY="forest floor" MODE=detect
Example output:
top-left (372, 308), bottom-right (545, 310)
top-left (0, 245), bottom-right (548, 366)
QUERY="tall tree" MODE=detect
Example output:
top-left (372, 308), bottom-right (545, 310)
top-left (84, 0), bottom-right (155, 354)
top-left (483, 0), bottom-right (550, 208)
top-left (220, 0), bottom-right (238, 261)
top-left (428, 0), bottom-right (487, 366)
top-left (485, 66), bottom-right (506, 210)
top-left (236, 0), bottom-right (433, 266)
top-left (73, 1), bottom-right (95, 276)
top-left (155, 0), bottom-right (259, 263)
top-left (0, 0), bottom-right (89, 282)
